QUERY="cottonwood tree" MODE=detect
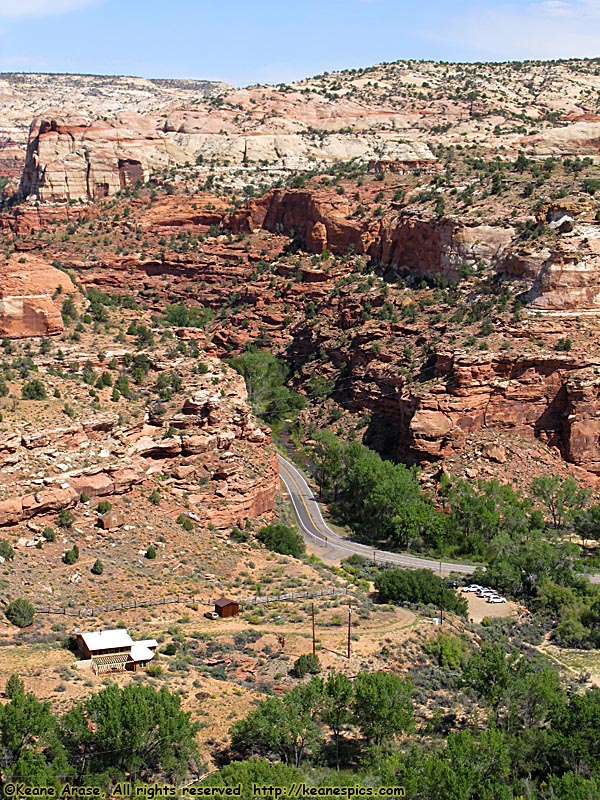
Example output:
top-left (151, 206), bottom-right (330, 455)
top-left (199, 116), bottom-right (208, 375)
top-left (322, 673), bottom-right (353, 769)
top-left (61, 684), bottom-right (200, 784)
top-left (353, 671), bottom-right (413, 746)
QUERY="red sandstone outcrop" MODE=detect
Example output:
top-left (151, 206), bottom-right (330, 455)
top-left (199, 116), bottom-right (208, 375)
top-left (393, 350), bottom-right (600, 474)
top-left (0, 253), bottom-right (77, 338)
top-left (232, 189), bottom-right (515, 279)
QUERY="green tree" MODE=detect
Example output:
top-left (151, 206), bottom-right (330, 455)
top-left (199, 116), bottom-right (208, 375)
top-left (311, 430), bottom-right (344, 500)
top-left (228, 349), bottom-right (304, 423)
top-left (0, 686), bottom-right (71, 787)
top-left (531, 475), bottom-right (590, 530)
top-left (257, 524), bottom-right (305, 558)
top-left (230, 680), bottom-right (323, 768)
top-left (22, 379), bottom-right (47, 400)
top-left (5, 598), bottom-right (35, 628)
top-left (202, 759), bottom-right (303, 800)
top-left (61, 683), bottom-right (200, 783)
top-left (5, 674), bottom-right (25, 699)
top-left (323, 673), bottom-right (353, 769)
top-left (353, 671), bottom-right (413, 746)
top-left (374, 568), bottom-right (468, 616)
top-left (573, 503), bottom-right (600, 545)
top-left (464, 643), bottom-right (515, 724)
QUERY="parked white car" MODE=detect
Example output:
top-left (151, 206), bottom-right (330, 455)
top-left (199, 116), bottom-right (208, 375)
top-left (487, 596), bottom-right (507, 604)
top-left (477, 588), bottom-right (496, 597)
top-left (462, 585), bottom-right (482, 592)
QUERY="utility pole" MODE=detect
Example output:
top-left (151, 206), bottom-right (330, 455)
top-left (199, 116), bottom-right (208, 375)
top-left (439, 560), bottom-right (444, 626)
top-left (347, 605), bottom-right (352, 659)
top-left (312, 603), bottom-right (316, 657)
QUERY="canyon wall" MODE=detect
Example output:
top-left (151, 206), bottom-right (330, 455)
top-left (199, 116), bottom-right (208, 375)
top-left (233, 189), bottom-right (515, 281)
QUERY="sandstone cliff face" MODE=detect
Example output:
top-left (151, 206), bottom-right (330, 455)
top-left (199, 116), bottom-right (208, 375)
top-left (392, 350), bottom-right (600, 475)
top-left (375, 218), bottom-right (514, 282)
top-left (20, 116), bottom-right (188, 202)
top-left (525, 225), bottom-right (600, 311)
top-left (0, 254), bottom-right (76, 338)
top-left (232, 189), bottom-right (515, 280)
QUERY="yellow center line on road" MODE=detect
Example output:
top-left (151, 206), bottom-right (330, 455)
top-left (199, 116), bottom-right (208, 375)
top-left (278, 458), bottom-right (326, 541)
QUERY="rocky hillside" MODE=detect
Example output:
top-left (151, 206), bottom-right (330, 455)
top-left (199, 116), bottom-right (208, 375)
top-left (0, 268), bottom-right (278, 538)
top-left (2, 58), bottom-right (599, 203)
top-left (1, 58), bottom-right (600, 490)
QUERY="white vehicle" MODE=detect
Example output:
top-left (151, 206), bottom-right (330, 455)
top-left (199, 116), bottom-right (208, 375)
top-left (487, 596), bottom-right (507, 604)
top-left (477, 588), bottom-right (497, 598)
top-left (462, 585), bottom-right (482, 592)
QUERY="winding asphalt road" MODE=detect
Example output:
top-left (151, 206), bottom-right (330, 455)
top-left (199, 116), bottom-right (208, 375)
top-left (278, 454), bottom-right (600, 584)
top-left (277, 453), bottom-right (476, 576)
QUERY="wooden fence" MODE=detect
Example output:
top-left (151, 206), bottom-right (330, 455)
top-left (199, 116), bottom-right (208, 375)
top-left (34, 587), bottom-right (349, 618)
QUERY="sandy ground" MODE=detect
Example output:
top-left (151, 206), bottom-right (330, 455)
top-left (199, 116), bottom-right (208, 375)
top-left (464, 592), bottom-right (518, 623)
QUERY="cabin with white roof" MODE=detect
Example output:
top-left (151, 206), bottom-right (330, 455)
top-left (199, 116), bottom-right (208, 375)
top-left (76, 629), bottom-right (158, 674)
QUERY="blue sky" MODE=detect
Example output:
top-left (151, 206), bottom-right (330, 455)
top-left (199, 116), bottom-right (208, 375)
top-left (0, 0), bottom-right (598, 86)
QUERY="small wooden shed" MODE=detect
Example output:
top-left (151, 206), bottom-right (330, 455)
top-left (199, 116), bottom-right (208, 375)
top-left (214, 597), bottom-right (239, 618)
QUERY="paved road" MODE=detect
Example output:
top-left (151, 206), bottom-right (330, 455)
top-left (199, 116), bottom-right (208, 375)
top-left (277, 453), bottom-right (476, 576)
top-left (278, 453), bottom-right (600, 584)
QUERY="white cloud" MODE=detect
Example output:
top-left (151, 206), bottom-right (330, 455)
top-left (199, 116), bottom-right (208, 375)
top-left (0, 0), bottom-right (101, 18)
top-left (430, 0), bottom-right (600, 60)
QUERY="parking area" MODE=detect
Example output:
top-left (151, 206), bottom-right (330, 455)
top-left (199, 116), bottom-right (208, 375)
top-left (464, 591), bottom-right (518, 623)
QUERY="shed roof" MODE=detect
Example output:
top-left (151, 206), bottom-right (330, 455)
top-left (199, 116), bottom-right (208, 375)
top-left (79, 629), bottom-right (133, 651)
top-left (130, 644), bottom-right (156, 663)
top-left (215, 597), bottom-right (238, 608)
top-left (135, 639), bottom-right (158, 650)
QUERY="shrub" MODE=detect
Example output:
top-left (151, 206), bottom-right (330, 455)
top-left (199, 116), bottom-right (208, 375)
top-left (176, 514), bottom-right (194, 532)
top-left (56, 508), bottom-right (75, 529)
top-left (374, 568), bottom-right (468, 616)
top-left (5, 598), bottom-right (35, 628)
top-left (0, 539), bottom-right (15, 560)
top-left (43, 527), bottom-right (57, 542)
top-left (230, 527), bottom-right (249, 543)
top-left (148, 490), bottom-right (161, 506)
top-left (22, 379), bottom-right (47, 400)
top-left (293, 653), bottom-right (321, 678)
top-left (145, 545), bottom-right (157, 559)
top-left (162, 642), bottom-right (177, 656)
top-left (257, 524), bottom-right (305, 558)
top-left (91, 559), bottom-right (104, 575)
top-left (555, 337), bottom-right (573, 352)
top-left (62, 545), bottom-right (79, 565)
top-left (96, 500), bottom-right (112, 515)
